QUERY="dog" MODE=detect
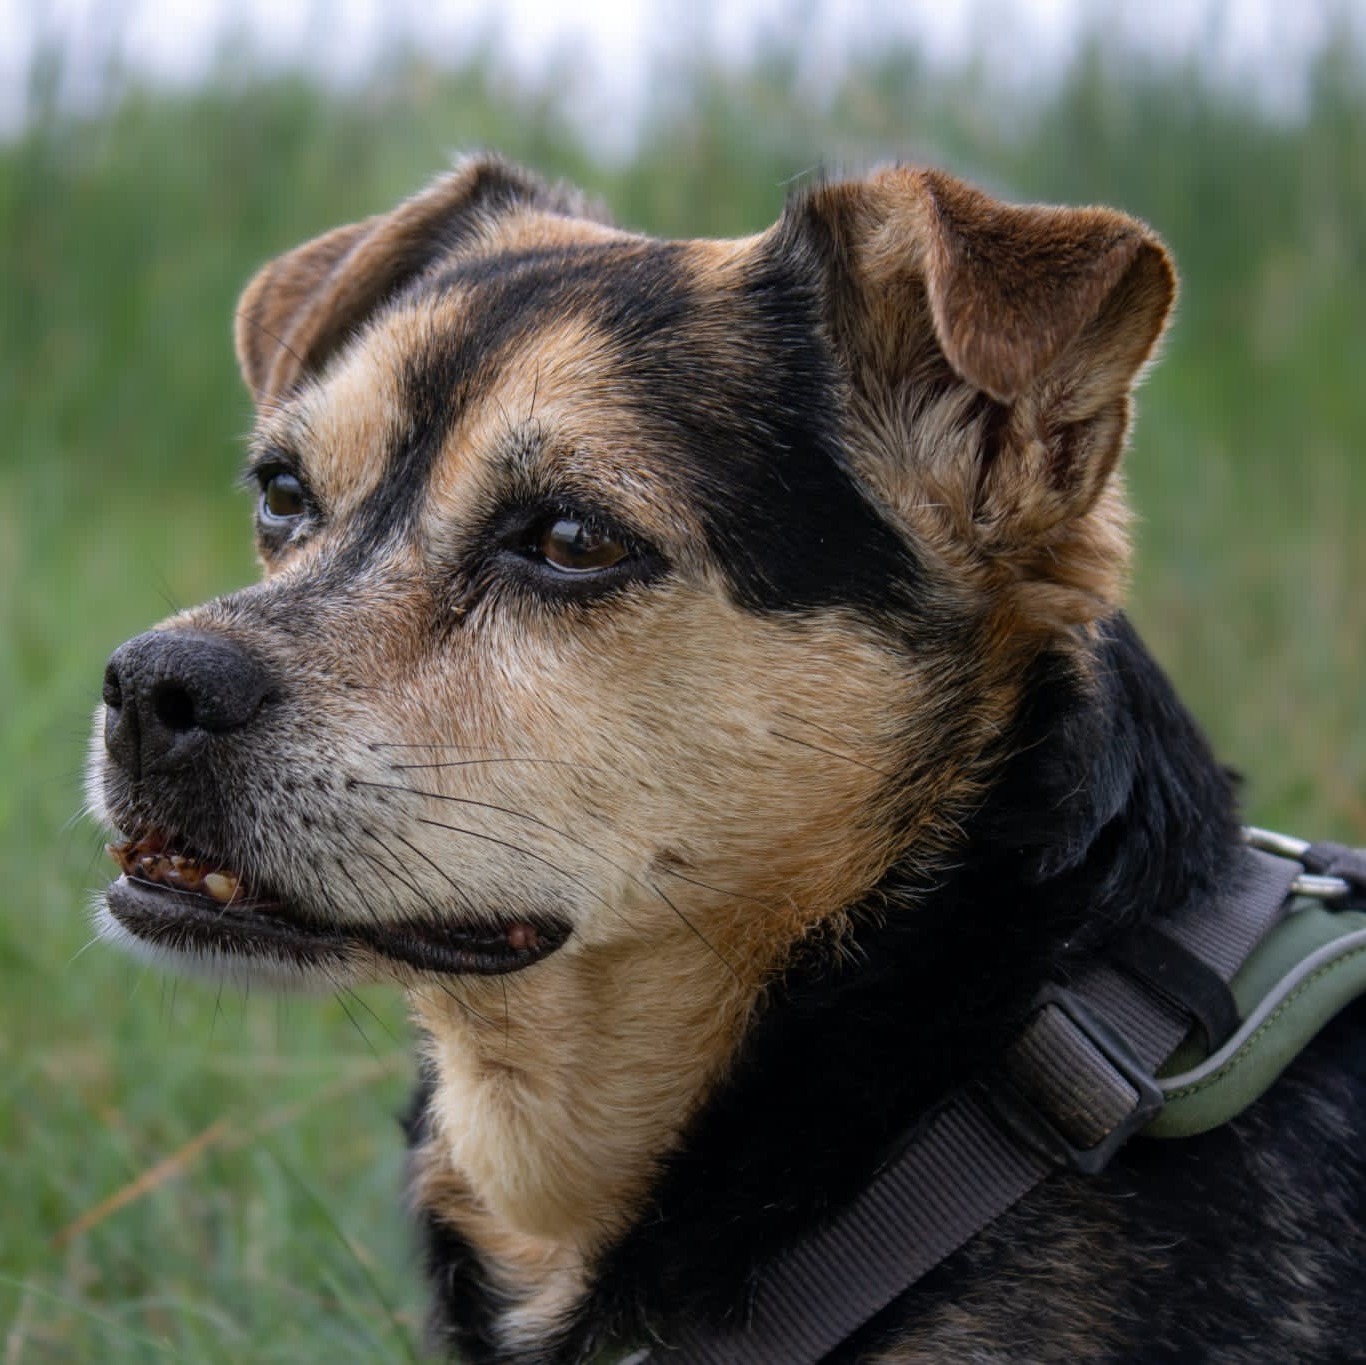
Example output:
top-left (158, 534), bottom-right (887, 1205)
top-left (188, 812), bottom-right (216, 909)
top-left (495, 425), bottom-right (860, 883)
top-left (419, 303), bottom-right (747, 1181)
top-left (90, 156), bottom-right (1365, 1362)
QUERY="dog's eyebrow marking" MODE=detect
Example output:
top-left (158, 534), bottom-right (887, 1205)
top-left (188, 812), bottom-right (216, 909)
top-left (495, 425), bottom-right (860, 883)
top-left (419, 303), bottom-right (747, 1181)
top-left (326, 242), bottom-right (689, 554)
top-left (427, 242), bottom-right (640, 295)
top-left (240, 440), bottom-right (304, 485)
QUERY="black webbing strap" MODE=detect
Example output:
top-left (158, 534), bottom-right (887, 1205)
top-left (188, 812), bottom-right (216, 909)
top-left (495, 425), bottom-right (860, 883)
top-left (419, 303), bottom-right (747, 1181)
top-left (1302, 841), bottom-right (1366, 899)
top-left (1109, 924), bottom-right (1240, 1049)
top-left (631, 1092), bottom-right (1048, 1365)
top-left (633, 846), bottom-right (1300, 1365)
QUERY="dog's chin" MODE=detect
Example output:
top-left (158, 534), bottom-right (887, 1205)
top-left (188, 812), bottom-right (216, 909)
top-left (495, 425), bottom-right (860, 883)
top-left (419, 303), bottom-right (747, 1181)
top-left (97, 841), bottom-right (571, 990)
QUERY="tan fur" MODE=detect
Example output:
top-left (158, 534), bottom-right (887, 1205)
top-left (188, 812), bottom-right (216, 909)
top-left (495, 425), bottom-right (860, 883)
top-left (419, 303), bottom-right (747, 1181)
top-left (96, 155), bottom-right (1177, 1346)
top-left (390, 591), bottom-right (925, 1245)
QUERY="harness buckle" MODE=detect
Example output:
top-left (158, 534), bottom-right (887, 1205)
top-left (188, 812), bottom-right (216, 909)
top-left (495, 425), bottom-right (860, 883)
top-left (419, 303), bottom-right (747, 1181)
top-left (986, 986), bottom-right (1164, 1175)
top-left (1244, 826), bottom-right (1355, 902)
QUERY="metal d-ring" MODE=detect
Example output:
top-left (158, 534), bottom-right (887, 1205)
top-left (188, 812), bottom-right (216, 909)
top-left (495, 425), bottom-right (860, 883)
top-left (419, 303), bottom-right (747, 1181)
top-left (1244, 826), bottom-right (1353, 902)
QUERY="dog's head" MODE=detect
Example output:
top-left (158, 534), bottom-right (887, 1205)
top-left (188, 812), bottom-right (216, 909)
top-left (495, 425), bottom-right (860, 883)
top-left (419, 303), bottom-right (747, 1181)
top-left (89, 155), bottom-right (1173, 1004)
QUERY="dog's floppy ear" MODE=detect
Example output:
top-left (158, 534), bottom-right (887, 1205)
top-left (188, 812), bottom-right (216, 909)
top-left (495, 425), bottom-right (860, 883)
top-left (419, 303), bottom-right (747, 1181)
top-left (234, 155), bottom-right (597, 406)
top-left (783, 166), bottom-right (1175, 545)
top-left (912, 169), bottom-right (1173, 409)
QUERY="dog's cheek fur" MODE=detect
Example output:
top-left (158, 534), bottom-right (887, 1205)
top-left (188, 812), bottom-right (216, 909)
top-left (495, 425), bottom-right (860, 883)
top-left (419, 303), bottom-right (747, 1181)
top-left (400, 590), bottom-right (973, 1249)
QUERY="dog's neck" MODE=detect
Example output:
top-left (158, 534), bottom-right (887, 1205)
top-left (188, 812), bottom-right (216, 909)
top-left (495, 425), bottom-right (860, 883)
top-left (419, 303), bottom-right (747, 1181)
top-left (406, 925), bottom-right (765, 1353)
top-left (408, 615), bottom-right (1239, 1362)
top-left (409, 924), bottom-right (759, 1229)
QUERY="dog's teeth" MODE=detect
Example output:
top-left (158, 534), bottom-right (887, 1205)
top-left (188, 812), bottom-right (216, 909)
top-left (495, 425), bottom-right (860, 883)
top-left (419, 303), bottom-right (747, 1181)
top-left (168, 855), bottom-right (203, 888)
top-left (203, 872), bottom-right (239, 904)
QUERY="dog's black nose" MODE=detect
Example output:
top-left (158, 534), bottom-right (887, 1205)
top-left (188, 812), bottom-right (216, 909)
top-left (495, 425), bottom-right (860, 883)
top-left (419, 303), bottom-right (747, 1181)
top-left (103, 630), bottom-right (274, 779)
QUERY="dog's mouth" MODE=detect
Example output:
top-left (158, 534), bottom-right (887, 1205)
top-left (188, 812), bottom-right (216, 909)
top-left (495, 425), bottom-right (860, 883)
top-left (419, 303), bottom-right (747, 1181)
top-left (103, 832), bottom-right (570, 977)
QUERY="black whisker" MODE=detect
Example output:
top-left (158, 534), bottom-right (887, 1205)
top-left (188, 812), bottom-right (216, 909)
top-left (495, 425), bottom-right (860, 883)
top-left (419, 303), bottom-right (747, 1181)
top-left (385, 792), bottom-right (743, 972)
top-left (361, 783), bottom-right (612, 870)
top-left (385, 829), bottom-right (481, 920)
top-left (387, 757), bottom-right (607, 775)
top-left (360, 830), bottom-right (455, 921)
top-left (351, 840), bottom-right (511, 1031)
top-left (648, 878), bottom-right (739, 981)
top-left (365, 784), bottom-right (659, 929)
top-left (424, 975), bottom-right (505, 1032)
top-left (323, 853), bottom-right (384, 927)
top-left (411, 814), bottom-right (629, 923)
top-left (328, 977), bottom-right (383, 1061)
top-left (767, 729), bottom-right (893, 778)
top-left (370, 742), bottom-right (537, 752)
top-left (365, 782), bottom-right (739, 975)
top-left (339, 984), bottom-right (403, 1048)
top-left (774, 709), bottom-right (860, 746)
top-left (655, 864), bottom-right (770, 907)
top-left (151, 566), bottom-right (183, 616)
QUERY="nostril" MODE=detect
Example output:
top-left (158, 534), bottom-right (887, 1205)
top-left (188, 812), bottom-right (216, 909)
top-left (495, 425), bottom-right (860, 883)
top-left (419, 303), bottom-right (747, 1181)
top-left (103, 630), bottom-right (274, 777)
top-left (102, 662), bottom-right (123, 710)
top-left (150, 680), bottom-right (197, 733)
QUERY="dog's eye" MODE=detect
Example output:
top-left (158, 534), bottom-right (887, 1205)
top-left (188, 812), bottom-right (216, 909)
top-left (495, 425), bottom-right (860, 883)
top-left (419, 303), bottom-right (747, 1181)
top-left (536, 517), bottom-right (628, 574)
top-left (260, 472), bottom-right (306, 523)
top-left (486, 504), bottom-right (661, 606)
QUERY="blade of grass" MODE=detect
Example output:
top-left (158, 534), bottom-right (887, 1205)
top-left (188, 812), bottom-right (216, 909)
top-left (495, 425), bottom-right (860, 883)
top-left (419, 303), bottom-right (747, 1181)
top-left (52, 1059), bottom-right (398, 1248)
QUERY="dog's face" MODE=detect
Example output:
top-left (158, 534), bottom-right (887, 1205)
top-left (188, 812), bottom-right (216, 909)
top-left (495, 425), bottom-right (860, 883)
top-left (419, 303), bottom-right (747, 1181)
top-left (89, 157), bottom-right (1174, 1020)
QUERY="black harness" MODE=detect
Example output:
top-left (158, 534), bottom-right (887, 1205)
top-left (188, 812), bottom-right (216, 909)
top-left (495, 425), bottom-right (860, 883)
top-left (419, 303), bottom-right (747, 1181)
top-left (628, 831), bottom-right (1366, 1364)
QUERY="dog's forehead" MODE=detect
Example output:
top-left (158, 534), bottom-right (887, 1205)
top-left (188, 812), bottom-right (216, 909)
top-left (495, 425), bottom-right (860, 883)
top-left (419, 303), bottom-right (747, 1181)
top-left (274, 225), bottom-right (763, 513)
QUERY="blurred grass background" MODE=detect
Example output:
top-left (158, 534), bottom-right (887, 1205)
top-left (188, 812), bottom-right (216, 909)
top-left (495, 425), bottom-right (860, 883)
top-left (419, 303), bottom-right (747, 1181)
top-left (2, 8), bottom-right (1364, 1360)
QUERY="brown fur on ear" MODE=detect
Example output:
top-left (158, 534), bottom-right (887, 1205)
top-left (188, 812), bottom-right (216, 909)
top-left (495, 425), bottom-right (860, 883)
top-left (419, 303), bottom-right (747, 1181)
top-left (783, 165), bottom-right (1175, 563)
top-left (234, 155), bottom-right (599, 406)
top-left (915, 168), bottom-right (1174, 406)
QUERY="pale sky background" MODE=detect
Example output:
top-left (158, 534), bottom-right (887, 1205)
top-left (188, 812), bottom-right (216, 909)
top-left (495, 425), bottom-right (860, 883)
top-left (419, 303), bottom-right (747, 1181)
top-left (0, 0), bottom-right (1353, 147)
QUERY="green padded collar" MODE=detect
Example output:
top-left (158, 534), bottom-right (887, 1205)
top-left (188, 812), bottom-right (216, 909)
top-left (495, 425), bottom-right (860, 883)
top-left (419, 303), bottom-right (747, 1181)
top-left (1147, 900), bottom-right (1366, 1139)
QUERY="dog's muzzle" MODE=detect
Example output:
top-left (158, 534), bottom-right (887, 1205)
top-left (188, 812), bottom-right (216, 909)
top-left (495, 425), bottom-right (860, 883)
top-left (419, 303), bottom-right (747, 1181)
top-left (95, 628), bottom-right (571, 981)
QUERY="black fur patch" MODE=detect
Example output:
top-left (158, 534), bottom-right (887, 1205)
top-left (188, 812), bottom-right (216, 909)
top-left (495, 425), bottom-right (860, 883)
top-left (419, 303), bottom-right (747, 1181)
top-left (596, 238), bottom-right (920, 616)
top-left (402, 1067), bottom-right (506, 1361)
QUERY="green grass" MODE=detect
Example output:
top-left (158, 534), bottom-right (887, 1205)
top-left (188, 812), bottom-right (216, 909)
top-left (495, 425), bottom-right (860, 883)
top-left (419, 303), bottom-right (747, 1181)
top-left (3, 23), bottom-right (1364, 1361)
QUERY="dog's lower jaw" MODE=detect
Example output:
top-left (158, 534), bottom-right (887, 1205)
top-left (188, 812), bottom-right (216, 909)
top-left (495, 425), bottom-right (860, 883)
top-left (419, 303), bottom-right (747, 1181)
top-left (407, 923), bottom-right (765, 1347)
